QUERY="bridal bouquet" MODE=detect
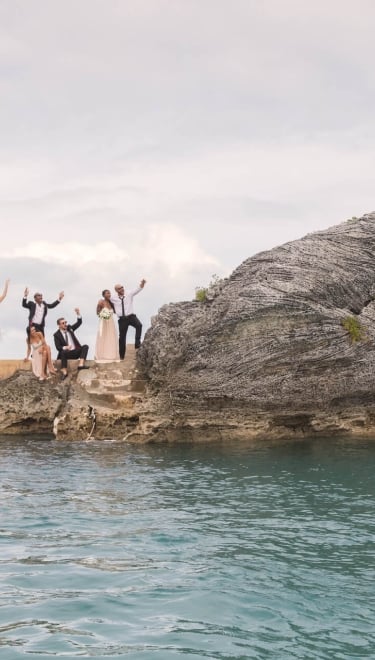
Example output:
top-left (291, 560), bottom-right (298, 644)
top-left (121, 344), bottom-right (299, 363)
top-left (99, 308), bottom-right (112, 320)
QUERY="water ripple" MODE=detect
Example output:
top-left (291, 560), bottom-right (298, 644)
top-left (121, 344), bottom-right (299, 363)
top-left (0, 436), bottom-right (374, 658)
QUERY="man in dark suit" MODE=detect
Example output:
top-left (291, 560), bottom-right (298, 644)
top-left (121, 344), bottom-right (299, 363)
top-left (23, 287), bottom-right (64, 335)
top-left (54, 308), bottom-right (90, 380)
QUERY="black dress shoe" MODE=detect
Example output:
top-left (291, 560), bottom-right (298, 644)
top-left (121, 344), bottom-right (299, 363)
top-left (78, 365), bottom-right (90, 370)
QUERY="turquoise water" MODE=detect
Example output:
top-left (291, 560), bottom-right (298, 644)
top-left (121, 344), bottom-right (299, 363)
top-left (0, 437), bottom-right (374, 659)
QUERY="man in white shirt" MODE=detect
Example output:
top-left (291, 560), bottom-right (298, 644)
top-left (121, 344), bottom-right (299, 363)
top-left (111, 279), bottom-right (146, 359)
top-left (22, 287), bottom-right (64, 335)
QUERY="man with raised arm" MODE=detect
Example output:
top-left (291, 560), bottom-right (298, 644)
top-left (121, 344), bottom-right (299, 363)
top-left (111, 279), bottom-right (146, 359)
top-left (54, 308), bottom-right (90, 380)
top-left (22, 287), bottom-right (64, 335)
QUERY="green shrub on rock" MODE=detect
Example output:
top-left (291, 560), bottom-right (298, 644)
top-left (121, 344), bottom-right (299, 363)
top-left (195, 287), bottom-right (208, 302)
top-left (341, 315), bottom-right (365, 343)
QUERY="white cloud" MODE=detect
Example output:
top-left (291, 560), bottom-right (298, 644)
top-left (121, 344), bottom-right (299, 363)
top-left (0, 224), bottom-right (219, 276)
top-left (6, 241), bottom-right (128, 266)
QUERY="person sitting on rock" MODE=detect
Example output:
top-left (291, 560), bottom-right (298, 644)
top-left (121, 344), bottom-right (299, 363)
top-left (53, 309), bottom-right (90, 380)
top-left (24, 325), bottom-right (57, 381)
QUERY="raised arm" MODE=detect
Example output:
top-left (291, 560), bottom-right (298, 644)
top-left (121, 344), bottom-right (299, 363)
top-left (132, 279), bottom-right (147, 297)
top-left (47, 291), bottom-right (64, 309)
top-left (22, 286), bottom-right (30, 307)
top-left (71, 308), bottom-right (82, 332)
top-left (0, 278), bottom-right (9, 303)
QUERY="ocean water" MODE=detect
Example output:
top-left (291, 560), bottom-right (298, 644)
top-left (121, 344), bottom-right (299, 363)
top-left (0, 436), bottom-right (374, 659)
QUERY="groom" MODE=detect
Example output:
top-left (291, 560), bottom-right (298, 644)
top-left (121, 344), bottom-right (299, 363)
top-left (54, 308), bottom-right (90, 379)
top-left (112, 278), bottom-right (146, 359)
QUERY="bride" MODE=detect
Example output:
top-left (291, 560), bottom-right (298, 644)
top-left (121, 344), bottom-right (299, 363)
top-left (94, 289), bottom-right (120, 362)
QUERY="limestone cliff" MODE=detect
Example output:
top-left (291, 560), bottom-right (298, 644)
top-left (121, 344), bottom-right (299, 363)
top-left (136, 213), bottom-right (375, 441)
top-left (2, 214), bottom-right (375, 442)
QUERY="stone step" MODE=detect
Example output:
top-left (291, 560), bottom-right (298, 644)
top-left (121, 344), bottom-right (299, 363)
top-left (83, 379), bottom-right (146, 394)
top-left (75, 344), bottom-right (146, 400)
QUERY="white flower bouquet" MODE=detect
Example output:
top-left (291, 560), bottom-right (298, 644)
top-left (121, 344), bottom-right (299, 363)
top-left (99, 308), bottom-right (112, 320)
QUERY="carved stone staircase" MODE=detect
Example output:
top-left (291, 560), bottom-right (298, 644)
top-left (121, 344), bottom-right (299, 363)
top-left (53, 346), bottom-right (148, 440)
top-left (78, 347), bottom-right (146, 405)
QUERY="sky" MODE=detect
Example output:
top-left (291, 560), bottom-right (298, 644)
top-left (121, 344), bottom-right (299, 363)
top-left (1, 0), bottom-right (375, 358)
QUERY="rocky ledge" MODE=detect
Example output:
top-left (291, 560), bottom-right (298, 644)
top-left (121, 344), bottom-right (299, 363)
top-left (0, 351), bottom-right (146, 441)
top-left (2, 213), bottom-right (375, 442)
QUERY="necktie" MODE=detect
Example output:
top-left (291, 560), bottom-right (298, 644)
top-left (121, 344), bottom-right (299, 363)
top-left (121, 297), bottom-right (125, 316)
top-left (64, 331), bottom-right (68, 344)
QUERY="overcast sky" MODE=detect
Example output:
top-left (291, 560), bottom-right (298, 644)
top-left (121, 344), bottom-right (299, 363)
top-left (1, 0), bottom-right (375, 358)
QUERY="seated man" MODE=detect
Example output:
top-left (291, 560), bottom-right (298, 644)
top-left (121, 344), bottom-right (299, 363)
top-left (54, 308), bottom-right (90, 380)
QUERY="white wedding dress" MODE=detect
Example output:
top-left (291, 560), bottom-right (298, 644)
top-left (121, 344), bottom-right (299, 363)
top-left (94, 309), bottom-right (120, 362)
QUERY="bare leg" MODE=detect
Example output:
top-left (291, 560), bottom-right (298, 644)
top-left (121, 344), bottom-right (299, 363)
top-left (45, 345), bottom-right (57, 373)
top-left (39, 350), bottom-right (48, 380)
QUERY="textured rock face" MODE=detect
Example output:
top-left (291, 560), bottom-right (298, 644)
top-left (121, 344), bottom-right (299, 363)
top-left (0, 371), bottom-right (64, 435)
top-left (0, 353), bottom-right (146, 441)
top-left (137, 214), bottom-right (375, 441)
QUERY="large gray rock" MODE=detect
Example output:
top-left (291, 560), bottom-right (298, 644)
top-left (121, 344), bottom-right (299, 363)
top-left (137, 213), bottom-right (375, 440)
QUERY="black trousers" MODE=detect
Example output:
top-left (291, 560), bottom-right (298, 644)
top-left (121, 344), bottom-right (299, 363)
top-left (59, 345), bottom-right (89, 369)
top-left (118, 314), bottom-right (142, 359)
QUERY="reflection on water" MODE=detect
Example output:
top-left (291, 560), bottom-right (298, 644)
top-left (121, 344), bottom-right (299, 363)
top-left (0, 436), bottom-right (374, 658)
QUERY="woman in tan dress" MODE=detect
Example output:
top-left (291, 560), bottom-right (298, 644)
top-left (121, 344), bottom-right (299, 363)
top-left (25, 325), bottom-right (57, 381)
top-left (94, 289), bottom-right (120, 362)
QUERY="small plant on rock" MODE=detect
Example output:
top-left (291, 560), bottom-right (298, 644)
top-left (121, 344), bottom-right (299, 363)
top-left (195, 286), bottom-right (208, 302)
top-left (341, 315), bottom-right (365, 343)
top-left (194, 274), bottom-right (223, 302)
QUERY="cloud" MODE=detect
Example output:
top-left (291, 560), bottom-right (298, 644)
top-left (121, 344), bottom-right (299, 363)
top-left (0, 223), bottom-right (218, 275)
top-left (7, 241), bottom-right (128, 266)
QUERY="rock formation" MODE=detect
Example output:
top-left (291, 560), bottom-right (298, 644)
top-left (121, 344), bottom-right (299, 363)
top-left (137, 213), bottom-right (375, 441)
top-left (2, 213), bottom-right (375, 441)
top-left (0, 352), bottom-right (146, 441)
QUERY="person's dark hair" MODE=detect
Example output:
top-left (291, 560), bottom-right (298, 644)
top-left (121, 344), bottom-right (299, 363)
top-left (26, 325), bottom-right (37, 345)
top-left (102, 289), bottom-right (115, 312)
top-left (57, 318), bottom-right (64, 325)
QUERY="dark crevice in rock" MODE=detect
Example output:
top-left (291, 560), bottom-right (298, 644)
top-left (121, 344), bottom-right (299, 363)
top-left (349, 296), bottom-right (374, 315)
